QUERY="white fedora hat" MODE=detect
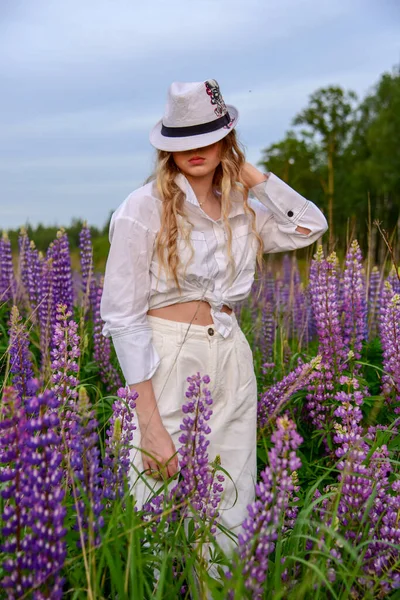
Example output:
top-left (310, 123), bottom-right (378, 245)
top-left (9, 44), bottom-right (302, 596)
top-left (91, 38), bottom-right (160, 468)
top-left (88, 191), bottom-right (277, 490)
top-left (149, 79), bottom-right (239, 152)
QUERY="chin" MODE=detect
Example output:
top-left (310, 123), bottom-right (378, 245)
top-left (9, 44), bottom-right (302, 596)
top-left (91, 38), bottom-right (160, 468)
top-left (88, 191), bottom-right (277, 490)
top-left (185, 165), bottom-right (214, 176)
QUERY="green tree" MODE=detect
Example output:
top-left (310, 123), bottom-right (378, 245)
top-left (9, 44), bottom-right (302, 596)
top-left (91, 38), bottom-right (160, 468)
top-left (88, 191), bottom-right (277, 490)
top-left (258, 130), bottom-right (324, 206)
top-left (292, 86), bottom-right (358, 249)
top-left (341, 64), bottom-right (400, 261)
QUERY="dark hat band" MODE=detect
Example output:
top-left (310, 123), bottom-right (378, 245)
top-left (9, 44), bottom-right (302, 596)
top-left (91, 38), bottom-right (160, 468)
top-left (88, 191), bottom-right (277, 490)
top-left (161, 112), bottom-right (231, 138)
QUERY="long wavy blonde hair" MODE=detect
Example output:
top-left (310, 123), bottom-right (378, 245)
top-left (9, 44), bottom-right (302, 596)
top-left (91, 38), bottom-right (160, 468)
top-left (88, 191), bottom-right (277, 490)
top-left (145, 129), bottom-right (264, 291)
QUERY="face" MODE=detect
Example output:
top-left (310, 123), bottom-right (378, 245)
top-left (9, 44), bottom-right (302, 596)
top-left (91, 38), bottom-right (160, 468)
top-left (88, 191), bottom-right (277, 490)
top-left (172, 140), bottom-right (222, 178)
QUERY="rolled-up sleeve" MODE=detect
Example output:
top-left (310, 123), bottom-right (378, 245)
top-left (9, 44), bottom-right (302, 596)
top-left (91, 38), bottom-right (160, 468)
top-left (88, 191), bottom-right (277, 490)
top-left (100, 214), bottom-right (160, 386)
top-left (250, 172), bottom-right (328, 253)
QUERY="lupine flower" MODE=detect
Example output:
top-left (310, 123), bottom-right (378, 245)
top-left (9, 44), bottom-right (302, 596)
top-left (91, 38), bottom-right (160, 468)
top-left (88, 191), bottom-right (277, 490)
top-left (170, 373), bottom-right (224, 533)
top-left (51, 304), bottom-right (80, 409)
top-left (38, 254), bottom-right (54, 373)
top-left (0, 387), bottom-right (32, 597)
top-left (70, 387), bottom-right (104, 547)
top-left (258, 356), bottom-right (321, 429)
top-left (8, 305), bottom-right (35, 399)
top-left (102, 386), bottom-right (138, 503)
top-left (368, 266), bottom-right (382, 340)
top-left (386, 264), bottom-right (400, 295)
top-left (23, 380), bottom-right (67, 598)
top-left (233, 415), bottom-right (303, 599)
top-left (306, 248), bottom-right (347, 439)
top-left (260, 300), bottom-right (275, 365)
top-left (293, 280), bottom-right (309, 345)
top-left (341, 240), bottom-right (368, 366)
top-left (0, 231), bottom-right (16, 303)
top-left (0, 381), bottom-right (67, 599)
top-left (93, 279), bottom-right (122, 392)
top-left (143, 374), bottom-right (225, 537)
top-left (79, 222), bottom-right (97, 316)
top-left (312, 374), bottom-right (400, 594)
top-left (18, 228), bottom-right (31, 306)
top-left (49, 305), bottom-right (103, 545)
top-left (308, 247), bottom-right (347, 369)
top-left (379, 285), bottom-right (400, 413)
top-left (47, 229), bottom-right (74, 316)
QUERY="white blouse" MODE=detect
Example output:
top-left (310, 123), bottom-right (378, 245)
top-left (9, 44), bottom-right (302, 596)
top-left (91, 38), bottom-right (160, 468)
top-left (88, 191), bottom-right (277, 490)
top-left (100, 172), bottom-right (328, 385)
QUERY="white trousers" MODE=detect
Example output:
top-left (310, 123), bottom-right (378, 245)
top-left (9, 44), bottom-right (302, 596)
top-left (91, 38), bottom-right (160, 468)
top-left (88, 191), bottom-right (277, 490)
top-left (129, 313), bottom-right (257, 554)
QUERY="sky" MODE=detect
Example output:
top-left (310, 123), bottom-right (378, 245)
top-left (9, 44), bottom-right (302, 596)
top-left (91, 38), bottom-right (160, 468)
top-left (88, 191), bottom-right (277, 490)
top-left (0, 0), bottom-right (399, 231)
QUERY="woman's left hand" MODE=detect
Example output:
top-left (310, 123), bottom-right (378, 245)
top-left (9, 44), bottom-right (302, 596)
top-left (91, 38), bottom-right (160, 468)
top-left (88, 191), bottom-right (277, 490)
top-left (239, 162), bottom-right (269, 190)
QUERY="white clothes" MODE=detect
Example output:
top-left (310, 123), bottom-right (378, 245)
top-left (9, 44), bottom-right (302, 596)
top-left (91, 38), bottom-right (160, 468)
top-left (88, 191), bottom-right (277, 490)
top-left (129, 313), bottom-right (258, 555)
top-left (100, 172), bottom-right (328, 385)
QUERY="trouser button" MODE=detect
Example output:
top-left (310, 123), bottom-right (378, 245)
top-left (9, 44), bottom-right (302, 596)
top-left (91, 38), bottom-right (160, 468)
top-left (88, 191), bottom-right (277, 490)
top-left (207, 327), bottom-right (214, 336)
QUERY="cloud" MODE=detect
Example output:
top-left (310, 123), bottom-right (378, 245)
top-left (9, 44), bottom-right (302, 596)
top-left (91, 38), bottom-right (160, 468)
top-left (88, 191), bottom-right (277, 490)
top-left (0, 0), bottom-right (398, 228)
top-left (0, 108), bottom-right (158, 140)
top-left (0, 0), bottom-right (354, 75)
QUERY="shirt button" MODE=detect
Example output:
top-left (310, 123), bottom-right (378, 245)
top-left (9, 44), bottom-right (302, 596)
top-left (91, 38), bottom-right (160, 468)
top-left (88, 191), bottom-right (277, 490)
top-left (208, 327), bottom-right (214, 336)
top-left (287, 210), bottom-right (294, 217)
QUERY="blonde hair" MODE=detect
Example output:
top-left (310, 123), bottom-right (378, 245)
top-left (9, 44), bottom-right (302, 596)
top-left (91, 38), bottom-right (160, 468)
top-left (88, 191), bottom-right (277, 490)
top-left (145, 129), bottom-right (264, 291)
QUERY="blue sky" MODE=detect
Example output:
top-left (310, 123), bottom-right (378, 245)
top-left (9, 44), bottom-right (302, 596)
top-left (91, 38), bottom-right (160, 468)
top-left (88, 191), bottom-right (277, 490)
top-left (0, 0), bottom-right (398, 230)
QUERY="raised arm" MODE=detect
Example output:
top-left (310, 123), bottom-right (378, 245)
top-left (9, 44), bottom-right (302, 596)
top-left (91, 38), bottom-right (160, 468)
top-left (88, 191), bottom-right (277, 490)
top-left (240, 162), bottom-right (328, 253)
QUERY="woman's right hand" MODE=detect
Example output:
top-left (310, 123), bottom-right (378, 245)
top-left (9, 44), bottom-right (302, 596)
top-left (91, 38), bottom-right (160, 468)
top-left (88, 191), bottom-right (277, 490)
top-left (140, 423), bottom-right (179, 480)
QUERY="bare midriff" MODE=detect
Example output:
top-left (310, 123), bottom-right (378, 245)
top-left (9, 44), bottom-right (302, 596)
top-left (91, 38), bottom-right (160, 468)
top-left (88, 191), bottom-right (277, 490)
top-left (147, 300), bottom-right (232, 326)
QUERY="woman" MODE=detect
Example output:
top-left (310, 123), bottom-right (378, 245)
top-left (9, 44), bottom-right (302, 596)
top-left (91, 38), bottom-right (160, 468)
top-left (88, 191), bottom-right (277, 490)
top-left (100, 79), bottom-right (328, 550)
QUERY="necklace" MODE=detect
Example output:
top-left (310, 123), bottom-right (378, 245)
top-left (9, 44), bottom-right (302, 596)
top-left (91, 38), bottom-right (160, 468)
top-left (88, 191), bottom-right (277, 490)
top-left (199, 190), bottom-right (217, 207)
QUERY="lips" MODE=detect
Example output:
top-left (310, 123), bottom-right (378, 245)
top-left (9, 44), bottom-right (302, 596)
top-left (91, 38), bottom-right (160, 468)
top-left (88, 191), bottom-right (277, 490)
top-left (189, 156), bottom-right (205, 163)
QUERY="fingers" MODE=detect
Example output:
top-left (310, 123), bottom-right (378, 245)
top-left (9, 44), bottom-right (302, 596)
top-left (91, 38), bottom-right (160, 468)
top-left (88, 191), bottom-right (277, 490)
top-left (143, 455), bottom-right (179, 480)
top-left (143, 458), bottom-right (162, 480)
top-left (166, 455), bottom-right (179, 479)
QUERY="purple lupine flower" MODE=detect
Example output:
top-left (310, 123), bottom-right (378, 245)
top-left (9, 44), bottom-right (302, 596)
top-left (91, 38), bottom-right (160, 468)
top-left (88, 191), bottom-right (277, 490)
top-left (0, 387), bottom-right (32, 598)
top-left (0, 381), bottom-right (67, 599)
top-left (17, 228), bottom-right (31, 305)
top-left (93, 279), bottom-right (122, 392)
top-left (233, 415), bottom-right (303, 599)
top-left (143, 374), bottom-right (225, 537)
top-left (258, 264), bottom-right (276, 361)
top-left (368, 266), bottom-right (382, 340)
top-left (169, 373), bottom-right (225, 533)
top-left (308, 246), bottom-right (347, 369)
top-left (258, 356), bottom-right (321, 429)
top-left (305, 247), bottom-right (347, 440)
top-left (386, 264), bottom-right (400, 295)
top-left (311, 374), bottom-right (400, 594)
top-left (47, 229), bottom-right (74, 316)
top-left (341, 240), bottom-right (368, 366)
top-left (8, 305), bottom-right (35, 399)
top-left (102, 386), bottom-right (137, 503)
top-left (79, 222), bottom-right (97, 315)
top-left (0, 231), bottom-right (16, 303)
top-left (70, 387), bottom-right (104, 547)
top-left (293, 280), bottom-right (309, 345)
top-left (50, 303), bottom-right (104, 545)
top-left (50, 303), bottom-right (80, 409)
top-left (305, 281), bottom-right (317, 343)
top-left (260, 300), bottom-right (275, 365)
top-left (37, 254), bottom-right (54, 374)
top-left (26, 240), bottom-right (41, 321)
top-left (379, 285), bottom-right (400, 414)
top-left (363, 477), bottom-right (400, 593)
top-left (23, 380), bottom-right (67, 598)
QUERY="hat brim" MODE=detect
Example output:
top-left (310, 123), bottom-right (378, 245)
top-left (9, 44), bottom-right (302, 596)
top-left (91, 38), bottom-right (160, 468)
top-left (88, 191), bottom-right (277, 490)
top-left (149, 105), bottom-right (239, 151)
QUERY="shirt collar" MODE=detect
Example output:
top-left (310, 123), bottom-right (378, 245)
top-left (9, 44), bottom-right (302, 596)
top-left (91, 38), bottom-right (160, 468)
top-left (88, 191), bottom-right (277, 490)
top-left (174, 172), bottom-right (246, 218)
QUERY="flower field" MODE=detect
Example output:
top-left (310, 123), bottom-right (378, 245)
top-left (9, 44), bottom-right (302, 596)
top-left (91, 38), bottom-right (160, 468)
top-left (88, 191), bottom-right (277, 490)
top-left (0, 225), bottom-right (399, 599)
